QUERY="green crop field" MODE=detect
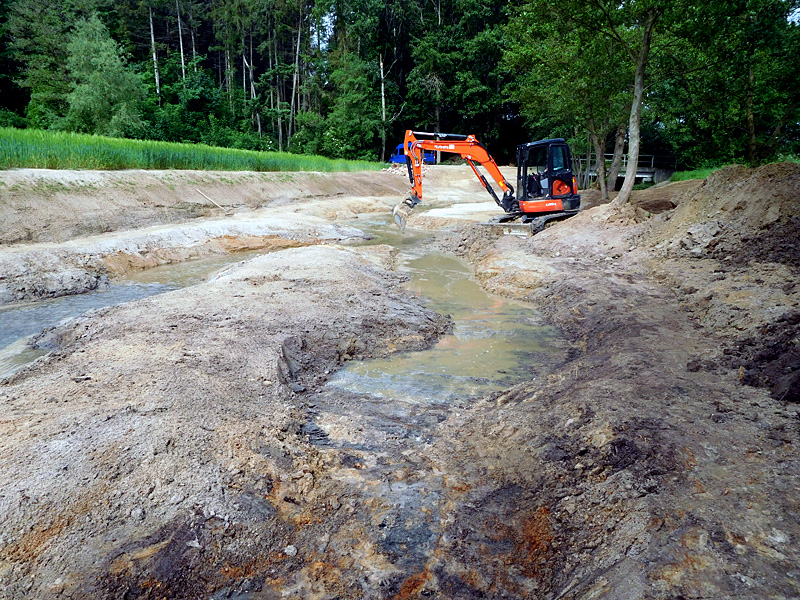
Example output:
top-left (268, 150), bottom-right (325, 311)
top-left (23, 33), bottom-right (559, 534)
top-left (0, 128), bottom-right (381, 172)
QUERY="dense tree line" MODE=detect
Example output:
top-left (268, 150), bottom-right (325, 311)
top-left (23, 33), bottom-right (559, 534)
top-left (0, 0), bottom-right (797, 177)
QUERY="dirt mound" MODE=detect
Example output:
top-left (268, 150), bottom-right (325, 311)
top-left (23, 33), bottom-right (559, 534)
top-left (0, 246), bottom-right (451, 598)
top-left (637, 163), bottom-right (800, 402)
top-left (580, 179), bottom-right (702, 213)
top-left (650, 163), bottom-right (800, 259)
top-left (0, 169), bottom-right (406, 246)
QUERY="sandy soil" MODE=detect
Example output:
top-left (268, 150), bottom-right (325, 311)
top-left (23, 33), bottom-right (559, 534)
top-left (0, 163), bottom-right (798, 599)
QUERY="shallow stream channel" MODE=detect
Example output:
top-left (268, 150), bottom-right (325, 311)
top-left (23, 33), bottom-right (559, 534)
top-left (1, 219), bottom-right (564, 399)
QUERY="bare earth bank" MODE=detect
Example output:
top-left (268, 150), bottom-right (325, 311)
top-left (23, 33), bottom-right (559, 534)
top-left (0, 164), bottom-right (798, 599)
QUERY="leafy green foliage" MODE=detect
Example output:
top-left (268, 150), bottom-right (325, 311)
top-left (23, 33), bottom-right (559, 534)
top-left (322, 52), bottom-right (381, 160)
top-left (670, 166), bottom-right (726, 181)
top-left (62, 14), bottom-right (146, 136)
top-left (5, 0), bottom-right (74, 128)
top-left (1, 0), bottom-right (798, 168)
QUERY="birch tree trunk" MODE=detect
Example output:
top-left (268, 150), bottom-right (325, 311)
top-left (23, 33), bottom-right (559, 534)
top-left (614, 10), bottom-right (658, 207)
top-left (190, 25), bottom-right (197, 69)
top-left (268, 30), bottom-right (275, 136)
top-left (249, 34), bottom-right (261, 137)
top-left (380, 54), bottom-right (387, 163)
top-left (176, 0), bottom-right (186, 83)
top-left (289, 16), bottom-right (302, 142)
top-left (149, 5), bottom-right (161, 102)
top-left (275, 33), bottom-right (283, 151)
top-left (225, 47), bottom-right (233, 116)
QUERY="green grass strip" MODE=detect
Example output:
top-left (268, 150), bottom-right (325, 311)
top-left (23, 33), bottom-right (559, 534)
top-left (669, 167), bottom-right (723, 182)
top-left (0, 128), bottom-right (381, 172)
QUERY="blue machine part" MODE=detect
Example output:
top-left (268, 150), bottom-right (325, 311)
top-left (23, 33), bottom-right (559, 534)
top-left (388, 143), bottom-right (436, 164)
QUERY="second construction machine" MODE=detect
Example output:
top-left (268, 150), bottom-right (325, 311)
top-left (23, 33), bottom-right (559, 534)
top-left (393, 130), bottom-right (581, 232)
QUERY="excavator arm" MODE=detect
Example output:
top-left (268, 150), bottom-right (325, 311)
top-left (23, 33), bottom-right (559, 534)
top-left (393, 130), bottom-right (516, 229)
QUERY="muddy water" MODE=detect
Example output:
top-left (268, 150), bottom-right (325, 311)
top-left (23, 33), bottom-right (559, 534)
top-left (0, 250), bottom-right (267, 379)
top-left (0, 283), bottom-right (176, 378)
top-left (330, 218), bottom-right (563, 403)
top-left (1, 219), bottom-right (562, 394)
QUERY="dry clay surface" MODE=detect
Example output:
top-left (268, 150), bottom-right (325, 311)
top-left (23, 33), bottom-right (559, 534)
top-left (0, 166), bottom-right (487, 305)
top-left (1, 163), bottom-right (799, 599)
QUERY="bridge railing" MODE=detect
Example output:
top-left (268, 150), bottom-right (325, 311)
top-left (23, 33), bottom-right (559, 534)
top-left (574, 154), bottom-right (677, 186)
top-left (576, 154), bottom-right (677, 170)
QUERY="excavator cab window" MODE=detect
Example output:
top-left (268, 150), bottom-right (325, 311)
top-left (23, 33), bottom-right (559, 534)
top-left (551, 145), bottom-right (567, 171)
top-left (530, 146), bottom-right (548, 174)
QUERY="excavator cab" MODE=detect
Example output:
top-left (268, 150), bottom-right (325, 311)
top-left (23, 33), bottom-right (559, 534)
top-left (516, 139), bottom-right (580, 219)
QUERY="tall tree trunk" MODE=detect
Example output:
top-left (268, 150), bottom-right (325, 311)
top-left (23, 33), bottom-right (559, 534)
top-left (746, 61), bottom-right (757, 164)
top-left (268, 30), bottom-right (275, 136)
top-left (614, 10), bottom-right (658, 207)
top-left (380, 54), bottom-right (387, 163)
top-left (275, 32), bottom-right (283, 151)
top-left (606, 125), bottom-right (626, 192)
top-left (149, 4), bottom-right (161, 102)
top-left (249, 33), bottom-right (261, 137)
top-left (225, 47), bottom-right (233, 116)
top-left (176, 0), bottom-right (186, 83)
top-left (435, 103), bottom-right (441, 164)
top-left (190, 19), bottom-right (197, 70)
top-left (584, 136), bottom-right (592, 188)
top-left (289, 15), bottom-right (302, 142)
top-left (588, 119), bottom-right (608, 201)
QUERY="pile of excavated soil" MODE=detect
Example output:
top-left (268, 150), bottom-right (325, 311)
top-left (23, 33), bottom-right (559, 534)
top-left (580, 179), bottom-right (703, 213)
top-left (640, 163), bottom-right (800, 401)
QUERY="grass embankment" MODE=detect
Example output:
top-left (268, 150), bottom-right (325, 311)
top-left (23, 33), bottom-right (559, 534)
top-left (670, 166), bottom-right (722, 182)
top-left (669, 157), bottom-right (799, 181)
top-left (0, 128), bottom-right (380, 172)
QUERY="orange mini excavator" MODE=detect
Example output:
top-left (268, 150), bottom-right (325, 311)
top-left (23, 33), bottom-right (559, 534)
top-left (393, 130), bottom-right (581, 232)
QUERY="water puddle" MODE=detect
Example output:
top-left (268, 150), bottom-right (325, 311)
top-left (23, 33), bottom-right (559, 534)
top-left (327, 219), bottom-right (564, 403)
top-left (0, 283), bottom-right (175, 378)
top-left (1, 218), bottom-right (563, 395)
top-left (0, 250), bottom-right (268, 379)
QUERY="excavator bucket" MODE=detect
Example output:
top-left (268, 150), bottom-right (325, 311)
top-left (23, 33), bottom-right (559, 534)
top-left (392, 202), bottom-right (411, 231)
top-left (392, 196), bottom-right (419, 231)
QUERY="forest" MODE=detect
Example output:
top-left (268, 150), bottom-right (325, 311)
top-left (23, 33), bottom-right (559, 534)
top-left (0, 0), bottom-right (798, 169)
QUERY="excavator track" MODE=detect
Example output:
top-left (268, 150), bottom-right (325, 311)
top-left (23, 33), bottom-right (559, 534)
top-left (479, 210), bottom-right (579, 236)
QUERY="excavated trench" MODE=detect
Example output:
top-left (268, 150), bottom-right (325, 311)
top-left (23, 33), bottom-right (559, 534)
top-left (0, 219), bottom-right (563, 386)
top-left (2, 164), bottom-right (799, 599)
top-left (0, 213), bottom-right (572, 598)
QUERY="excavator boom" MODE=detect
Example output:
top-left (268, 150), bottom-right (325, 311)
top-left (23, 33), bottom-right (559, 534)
top-left (404, 130), bottom-right (515, 210)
